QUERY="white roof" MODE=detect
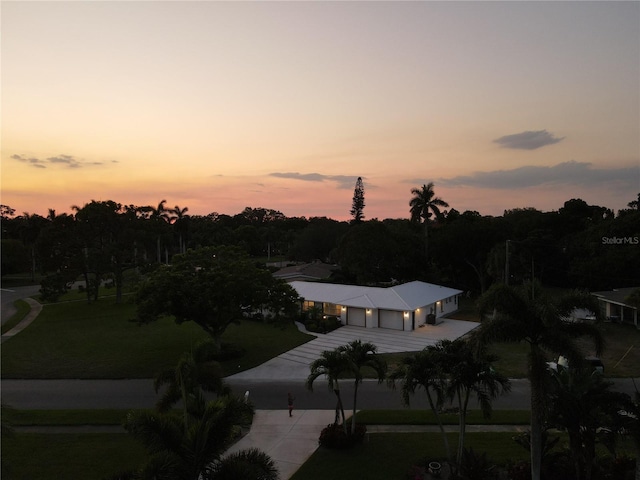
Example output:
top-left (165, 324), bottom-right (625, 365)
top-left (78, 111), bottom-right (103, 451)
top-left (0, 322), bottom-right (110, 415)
top-left (290, 280), bottom-right (462, 311)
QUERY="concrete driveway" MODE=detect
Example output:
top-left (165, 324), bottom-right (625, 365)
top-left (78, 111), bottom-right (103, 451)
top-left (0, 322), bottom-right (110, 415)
top-left (229, 319), bottom-right (479, 381)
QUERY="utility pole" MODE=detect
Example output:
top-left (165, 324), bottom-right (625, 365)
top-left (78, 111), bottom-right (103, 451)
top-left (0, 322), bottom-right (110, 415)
top-left (505, 240), bottom-right (510, 286)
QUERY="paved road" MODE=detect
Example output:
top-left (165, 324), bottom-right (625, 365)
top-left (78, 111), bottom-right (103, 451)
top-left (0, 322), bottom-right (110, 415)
top-left (1, 285), bottom-right (40, 325)
top-left (4, 376), bottom-right (640, 411)
top-left (0, 377), bottom-right (531, 410)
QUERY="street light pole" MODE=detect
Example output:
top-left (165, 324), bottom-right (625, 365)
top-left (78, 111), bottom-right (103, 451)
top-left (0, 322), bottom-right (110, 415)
top-left (505, 240), bottom-right (510, 286)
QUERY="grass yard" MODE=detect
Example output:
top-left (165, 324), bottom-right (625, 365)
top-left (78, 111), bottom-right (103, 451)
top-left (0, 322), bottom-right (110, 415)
top-left (2, 433), bottom-right (146, 480)
top-left (290, 432), bottom-right (531, 480)
top-left (487, 321), bottom-right (640, 378)
top-left (1, 296), bottom-right (314, 379)
top-left (578, 321), bottom-right (640, 377)
top-left (6, 409), bottom-right (131, 426)
top-left (355, 409), bottom-right (530, 425)
top-left (379, 321), bottom-right (640, 379)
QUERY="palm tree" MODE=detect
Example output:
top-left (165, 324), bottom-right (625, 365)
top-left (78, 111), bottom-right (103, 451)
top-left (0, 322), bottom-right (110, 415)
top-left (339, 340), bottom-right (387, 435)
top-left (388, 347), bottom-right (453, 465)
top-left (124, 396), bottom-right (278, 480)
top-left (618, 382), bottom-right (640, 480)
top-left (154, 339), bottom-right (230, 425)
top-left (409, 182), bottom-right (449, 260)
top-left (171, 205), bottom-right (190, 254)
top-left (547, 365), bottom-right (628, 480)
top-left (212, 448), bottom-right (279, 480)
top-left (306, 349), bottom-right (351, 433)
top-left (437, 339), bottom-right (511, 468)
top-left (474, 282), bottom-right (605, 480)
top-left (141, 199), bottom-right (173, 263)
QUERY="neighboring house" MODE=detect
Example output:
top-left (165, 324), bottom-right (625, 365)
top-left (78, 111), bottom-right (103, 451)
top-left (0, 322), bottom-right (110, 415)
top-left (592, 287), bottom-right (640, 327)
top-left (273, 261), bottom-right (337, 282)
top-left (290, 280), bottom-right (463, 331)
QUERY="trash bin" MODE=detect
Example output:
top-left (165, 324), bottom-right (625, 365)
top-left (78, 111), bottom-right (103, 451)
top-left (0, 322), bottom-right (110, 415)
top-left (427, 313), bottom-right (436, 325)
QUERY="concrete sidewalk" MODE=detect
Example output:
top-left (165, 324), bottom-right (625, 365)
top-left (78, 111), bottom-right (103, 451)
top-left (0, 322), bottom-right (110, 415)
top-left (224, 409), bottom-right (336, 480)
top-left (223, 410), bottom-right (529, 480)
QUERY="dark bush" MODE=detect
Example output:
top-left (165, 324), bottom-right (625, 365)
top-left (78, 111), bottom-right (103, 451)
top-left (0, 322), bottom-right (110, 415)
top-left (318, 423), bottom-right (367, 449)
top-left (602, 454), bottom-right (636, 480)
top-left (39, 273), bottom-right (72, 302)
top-left (325, 316), bottom-right (341, 329)
top-left (453, 447), bottom-right (498, 480)
top-left (212, 342), bottom-right (245, 361)
top-left (506, 461), bottom-right (531, 480)
top-left (305, 316), bottom-right (342, 334)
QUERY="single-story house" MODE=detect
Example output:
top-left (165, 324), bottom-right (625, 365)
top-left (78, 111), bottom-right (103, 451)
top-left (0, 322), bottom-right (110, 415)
top-left (290, 280), bottom-right (463, 331)
top-left (592, 287), bottom-right (640, 327)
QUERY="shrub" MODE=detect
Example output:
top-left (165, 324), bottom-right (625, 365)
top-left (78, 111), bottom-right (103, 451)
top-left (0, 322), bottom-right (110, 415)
top-left (407, 465), bottom-right (426, 480)
top-left (506, 461), bottom-right (531, 480)
top-left (305, 316), bottom-right (342, 334)
top-left (212, 342), bottom-right (246, 361)
top-left (454, 447), bottom-right (498, 480)
top-left (39, 273), bottom-right (72, 302)
top-left (603, 454), bottom-right (636, 480)
top-left (324, 316), bottom-right (341, 330)
top-left (318, 423), bottom-right (367, 449)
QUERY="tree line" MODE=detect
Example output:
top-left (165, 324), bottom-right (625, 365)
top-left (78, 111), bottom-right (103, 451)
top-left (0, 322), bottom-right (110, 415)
top-left (1, 189), bottom-right (639, 298)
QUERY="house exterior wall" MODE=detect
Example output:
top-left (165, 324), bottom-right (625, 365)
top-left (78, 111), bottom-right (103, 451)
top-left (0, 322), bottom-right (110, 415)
top-left (415, 307), bottom-right (429, 326)
top-left (436, 295), bottom-right (459, 318)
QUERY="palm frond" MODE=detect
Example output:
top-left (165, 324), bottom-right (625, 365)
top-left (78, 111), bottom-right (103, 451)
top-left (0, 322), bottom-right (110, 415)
top-left (210, 448), bottom-right (279, 480)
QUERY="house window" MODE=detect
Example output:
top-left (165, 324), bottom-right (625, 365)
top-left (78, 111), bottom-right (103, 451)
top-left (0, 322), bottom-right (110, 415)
top-left (302, 300), bottom-right (315, 312)
top-left (323, 303), bottom-right (341, 316)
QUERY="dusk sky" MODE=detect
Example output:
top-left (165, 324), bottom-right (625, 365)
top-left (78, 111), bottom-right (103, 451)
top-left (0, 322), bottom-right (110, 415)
top-left (2, 1), bottom-right (639, 221)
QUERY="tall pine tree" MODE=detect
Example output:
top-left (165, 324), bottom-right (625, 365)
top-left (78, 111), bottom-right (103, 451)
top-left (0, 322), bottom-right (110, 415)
top-left (350, 177), bottom-right (365, 224)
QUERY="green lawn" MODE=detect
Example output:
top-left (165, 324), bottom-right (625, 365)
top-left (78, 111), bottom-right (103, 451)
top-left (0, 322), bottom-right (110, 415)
top-left (2, 433), bottom-right (146, 480)
top-left (487, 321), bottom-right (640, 378)
top-left (291, 432), bottom-right (531, 480)
top-left (1, 296), bottom-right (314, 379)
top-left (355, 409), bottom-right (530, 425)
top-left (291, 432), bottom-right (637, 480)
top-left (0, 431), bottom-right (532, 480)
top-left (6, 409), bottom-right (131, 426)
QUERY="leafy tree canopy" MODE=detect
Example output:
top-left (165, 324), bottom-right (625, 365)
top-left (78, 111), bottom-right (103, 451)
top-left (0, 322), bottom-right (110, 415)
top-left (135, 245), bottom-right (300, 346)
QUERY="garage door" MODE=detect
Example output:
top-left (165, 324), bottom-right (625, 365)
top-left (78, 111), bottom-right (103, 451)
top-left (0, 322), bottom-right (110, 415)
top-left (348, 308), bottom-right (366, 327)
top-left (379, 310), bottom-right (403, 330)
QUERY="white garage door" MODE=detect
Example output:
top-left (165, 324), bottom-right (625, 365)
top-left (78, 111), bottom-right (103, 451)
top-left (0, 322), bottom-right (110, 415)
top-left (379, 310), bottom-right (403, 330)
top-left (348, 308), bottom-right (366, 327)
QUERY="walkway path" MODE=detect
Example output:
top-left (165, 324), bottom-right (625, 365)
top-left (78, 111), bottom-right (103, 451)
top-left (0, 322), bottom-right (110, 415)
top-left (1, 297), bottom-right (42, 343)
